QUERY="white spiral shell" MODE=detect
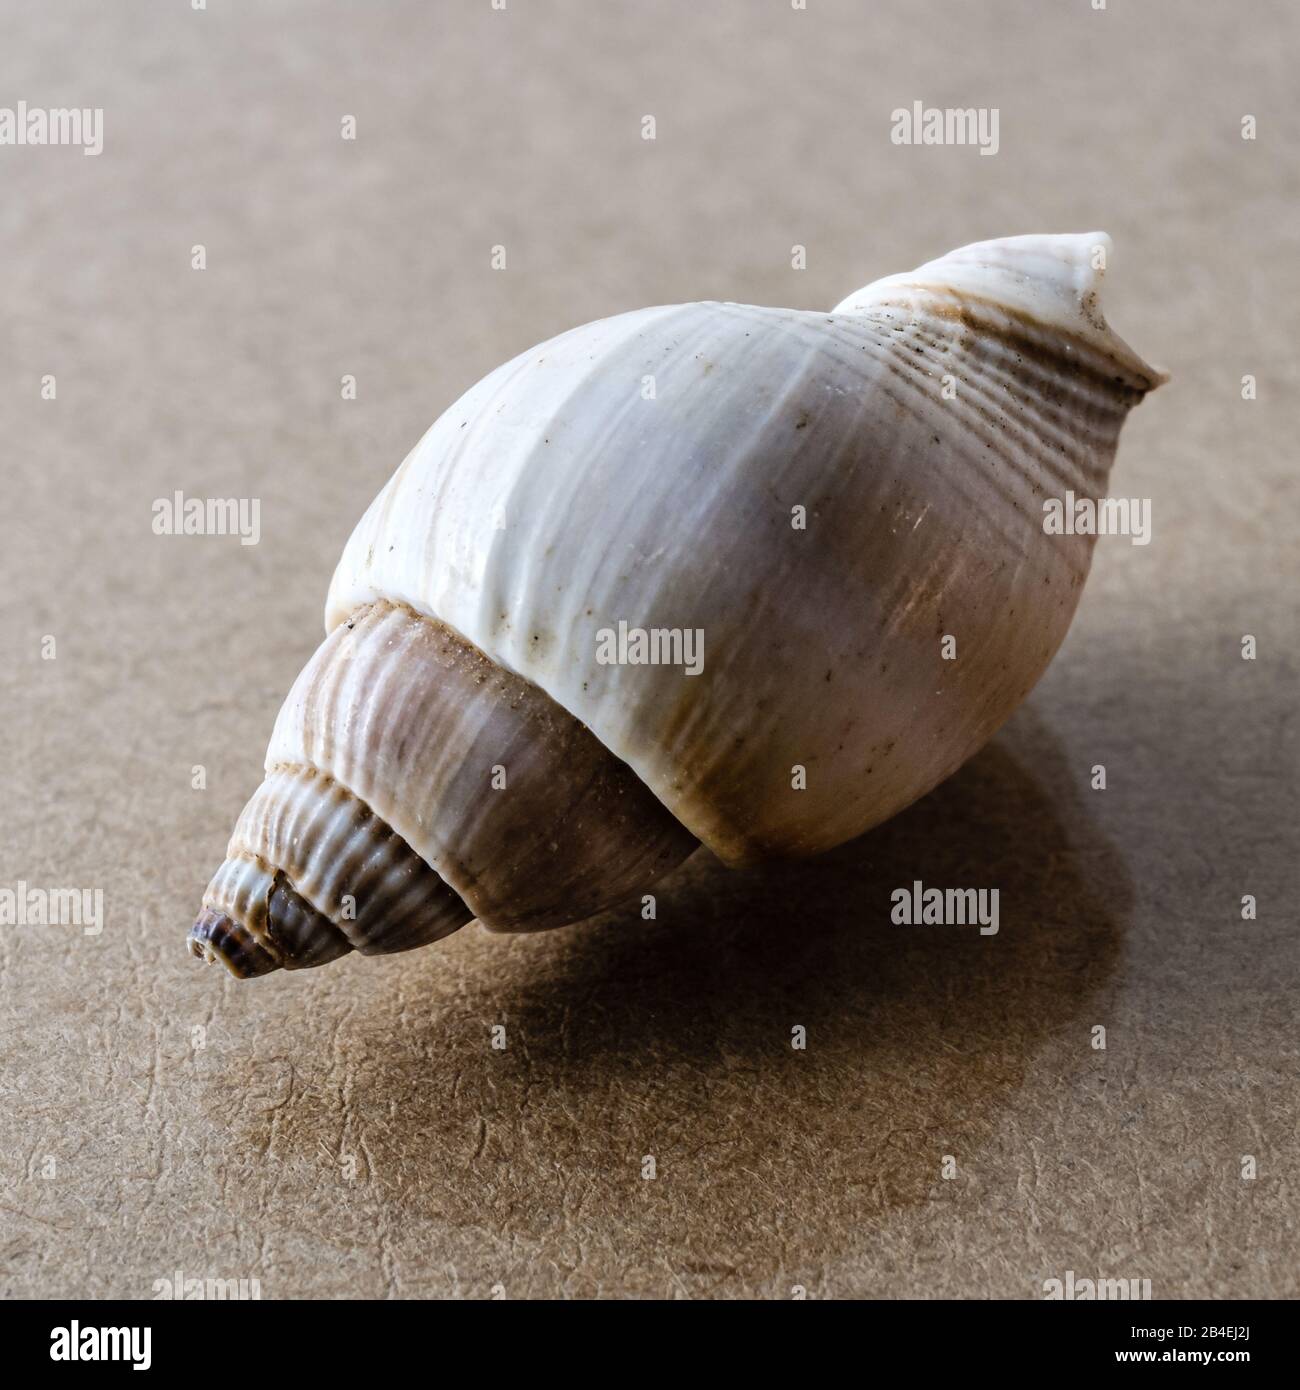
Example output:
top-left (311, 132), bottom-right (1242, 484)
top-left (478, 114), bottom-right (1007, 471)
top-left (192, 231), bottom-right (1165, 978)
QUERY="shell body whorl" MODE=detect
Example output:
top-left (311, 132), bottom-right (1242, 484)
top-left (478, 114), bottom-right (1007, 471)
top-left (326, 232), bottom-right (1164, 864)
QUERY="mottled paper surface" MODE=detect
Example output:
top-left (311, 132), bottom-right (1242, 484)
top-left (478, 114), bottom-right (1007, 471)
top-left (0, 0), bottom-right (1295, 1299)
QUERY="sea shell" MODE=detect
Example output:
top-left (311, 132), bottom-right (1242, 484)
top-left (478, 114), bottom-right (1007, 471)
top-left (190, 231), bottom-right (1166, 978)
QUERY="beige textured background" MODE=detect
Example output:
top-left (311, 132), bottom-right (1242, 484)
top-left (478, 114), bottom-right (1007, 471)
top-left (1, 0), bottom-right (1296, 1300)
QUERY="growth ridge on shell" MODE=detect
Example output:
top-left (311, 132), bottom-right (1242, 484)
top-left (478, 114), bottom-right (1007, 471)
top-left (834, 231), bottom-right (1169, 391)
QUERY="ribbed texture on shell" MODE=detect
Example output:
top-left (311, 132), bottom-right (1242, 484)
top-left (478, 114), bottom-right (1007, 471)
top-left (266, 602), bottom-right (699, 930)
top-left (192, 763), bottom-right (474, 976)
top-left (843, 291), bottom-right (1138, 517)
top-left (195, 857), bottom-right (351, 974)
top-left (324, 234), bottom-right (1165, 863)
top-left (840, 231), bottom-right (1168, 391)
top-left (228, 766), bottom-right (473, 954)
